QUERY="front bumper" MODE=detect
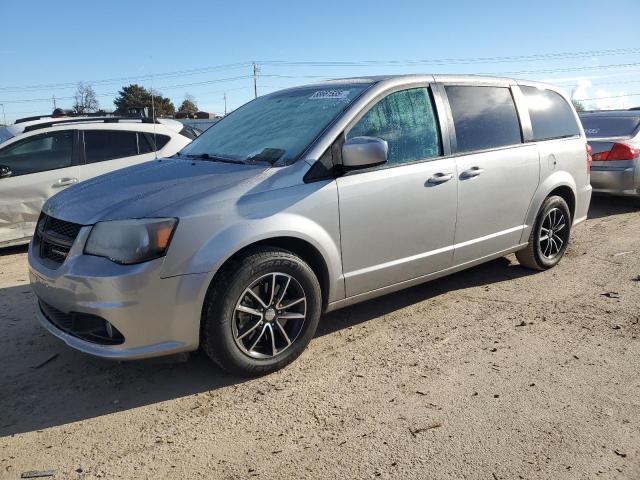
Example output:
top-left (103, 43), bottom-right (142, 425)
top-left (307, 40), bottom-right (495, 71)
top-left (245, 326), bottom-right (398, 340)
top-left (28, 227), bottom-right (209, 360)
top-left (590, 166), bottom-right (639, 197)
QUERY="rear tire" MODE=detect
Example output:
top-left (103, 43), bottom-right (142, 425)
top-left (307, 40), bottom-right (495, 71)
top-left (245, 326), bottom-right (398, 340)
top-left (516, 195), bottom-right (572, 271)
top-left (201, 247), bottom-right (322, 377)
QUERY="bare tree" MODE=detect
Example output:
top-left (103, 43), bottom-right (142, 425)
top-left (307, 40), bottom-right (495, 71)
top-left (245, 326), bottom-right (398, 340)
top-left (572, 99), bottom-right (586, 112)
top-left (73, 82), bottom-right (99, 114)
top-left (178, 93), bottom-right (198, 114)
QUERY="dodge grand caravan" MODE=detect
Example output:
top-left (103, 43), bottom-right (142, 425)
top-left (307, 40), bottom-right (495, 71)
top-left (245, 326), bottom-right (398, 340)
top-left (29, 75), bottom-right (592, 375)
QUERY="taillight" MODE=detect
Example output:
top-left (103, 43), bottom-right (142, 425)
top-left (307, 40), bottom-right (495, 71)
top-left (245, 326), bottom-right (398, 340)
top-left (586, 143), bottom-right (592, 174)
top-left (592, 143), bottom-right (640, 161)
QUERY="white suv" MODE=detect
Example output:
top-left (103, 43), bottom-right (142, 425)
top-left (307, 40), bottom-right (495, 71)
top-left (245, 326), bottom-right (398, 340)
top-left (0, 116), bottom-right (193, 247)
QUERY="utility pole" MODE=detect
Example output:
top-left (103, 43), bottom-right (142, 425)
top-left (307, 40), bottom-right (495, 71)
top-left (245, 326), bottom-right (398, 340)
top-left (223, 92), bottom-right (227, 116)
top-left (252, 62), bottom-right (259, 99)
top-left (0, 104), bottom-right (6, 126)
top-left (52, 95), bottom-right (57, 110)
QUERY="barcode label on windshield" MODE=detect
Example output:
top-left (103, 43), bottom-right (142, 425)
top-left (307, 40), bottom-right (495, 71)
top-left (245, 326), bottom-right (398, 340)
top-left (309, 90), bottom-right (351, 100)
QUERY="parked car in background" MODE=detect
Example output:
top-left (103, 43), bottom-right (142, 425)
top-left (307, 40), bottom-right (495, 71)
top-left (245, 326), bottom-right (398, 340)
top-left (579, 110), bottom-right (640, 204)
top-left (0, 116), bottom-right (193, 247)
top-left (28, 75), bottom-right (591, 375)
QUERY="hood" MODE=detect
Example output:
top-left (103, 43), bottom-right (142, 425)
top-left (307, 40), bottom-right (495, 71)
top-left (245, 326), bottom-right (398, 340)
top-left (44, 158), bottom-right (271, 224)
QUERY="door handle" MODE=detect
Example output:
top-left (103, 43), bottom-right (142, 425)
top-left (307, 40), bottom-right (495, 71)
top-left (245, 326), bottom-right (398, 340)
top-left (427, 173), bottom-right (454, 184)
top-left (52, 177), bottom-right (78, 188)
top-left (461, 167), bottom-right (484, 179)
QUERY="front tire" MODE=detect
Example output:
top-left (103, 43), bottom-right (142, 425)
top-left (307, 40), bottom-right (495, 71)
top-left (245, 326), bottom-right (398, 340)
top-left (201, 247), bottom-right (322, 376)
top-left (516, 195), bottom-right (572, 271)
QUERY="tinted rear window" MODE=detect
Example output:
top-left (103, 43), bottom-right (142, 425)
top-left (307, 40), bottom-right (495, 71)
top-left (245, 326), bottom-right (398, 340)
top-left (0, 127), bottom-right (14, 145)
top-left (179, 125), bottom-right (201, 140)
top-left (84, 130), bottom-right (138, 163)
top-left (445, 86), bottom-right (522, 153)
top-left (139, 133), bottom-right (171, 153)
top-left (580, 116), bottom-right (640, 138)
top-left (521, 86), bottom-right (580, 141)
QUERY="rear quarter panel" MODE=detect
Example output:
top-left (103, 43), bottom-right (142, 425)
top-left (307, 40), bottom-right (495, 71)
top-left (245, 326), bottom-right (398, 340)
top-left (520, 136), bottom-right (591, 243)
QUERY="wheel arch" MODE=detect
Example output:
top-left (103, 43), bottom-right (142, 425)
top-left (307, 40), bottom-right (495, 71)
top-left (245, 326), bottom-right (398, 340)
top-left (548, 185), bottom-right (576, 221)
top-left (520, 172), bottom-right (577, 244)
top-left (212, 236), bottom-right (332, 312)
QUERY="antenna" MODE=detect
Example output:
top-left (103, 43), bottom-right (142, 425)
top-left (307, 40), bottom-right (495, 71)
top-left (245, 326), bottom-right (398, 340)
top-left (150, 67), bottom-right (158, 160)
top-left (252, 62), bottom-right (260, 99)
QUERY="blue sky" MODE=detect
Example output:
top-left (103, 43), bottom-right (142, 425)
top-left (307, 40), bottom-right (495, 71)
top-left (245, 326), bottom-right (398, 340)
top-left (1, 0), bottom-right (639, 123)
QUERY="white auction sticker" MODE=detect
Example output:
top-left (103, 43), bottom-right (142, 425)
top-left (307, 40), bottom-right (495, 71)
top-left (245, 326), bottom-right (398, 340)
top-left (309, 90), bottom-right (350, 100)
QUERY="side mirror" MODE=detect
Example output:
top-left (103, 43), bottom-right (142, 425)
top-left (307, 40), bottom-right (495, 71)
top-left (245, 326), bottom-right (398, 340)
top-left (0, 165), bottom-right (11, 179)
top-left (341, 136), bottom-right (388, 169)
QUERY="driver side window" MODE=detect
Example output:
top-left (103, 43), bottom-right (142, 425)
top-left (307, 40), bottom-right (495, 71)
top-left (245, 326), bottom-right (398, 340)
top-left (0, 130), bottom-right (74, 177)
top-left (347, 87), bottom-right (442, 166)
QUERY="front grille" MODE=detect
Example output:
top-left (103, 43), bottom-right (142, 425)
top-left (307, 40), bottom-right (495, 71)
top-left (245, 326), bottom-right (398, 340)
top-left (34, 213), bottom-right (83, 268)
top-left (39, 301), bottom-right (125, 345)
top-left (47, 216), bottom-right (82, 239)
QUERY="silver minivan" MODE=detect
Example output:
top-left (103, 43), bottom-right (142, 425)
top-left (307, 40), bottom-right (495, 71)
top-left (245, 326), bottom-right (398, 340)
top-left (28, 75), bottom-right (592, 375)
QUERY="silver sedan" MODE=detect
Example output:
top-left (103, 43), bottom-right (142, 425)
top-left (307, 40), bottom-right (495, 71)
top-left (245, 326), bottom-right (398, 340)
top-left (580, 110), bottom-right (640, 203)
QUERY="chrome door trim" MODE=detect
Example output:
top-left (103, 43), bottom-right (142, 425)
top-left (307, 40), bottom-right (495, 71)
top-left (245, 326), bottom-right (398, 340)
top-left (343, 244), bottom-right (454, 282)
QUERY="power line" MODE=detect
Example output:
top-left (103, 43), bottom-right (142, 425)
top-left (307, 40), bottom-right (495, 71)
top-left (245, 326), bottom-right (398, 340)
top-left (259, 47), bottom-right (640, 67)
top-left (0, 62), bottom-right (252, 93)
top-left (577, 92), bottom-right (640, 101)
top-left (482, 61), bottom-right (640, 76)
top-left (3, 61), bottom-right (640, 104)
top-left (2, 47), bottom-right (639, 94)
top-left (549, 76), bottom-right (640, 88)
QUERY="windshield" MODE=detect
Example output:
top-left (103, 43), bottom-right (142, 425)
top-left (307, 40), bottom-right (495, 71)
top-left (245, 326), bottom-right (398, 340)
top-left (0, 127), bottom-right (15, 145)
top-left (179, 85), bottom-right (369, 165)
top-left (580, 115), bottom-right (640, 138)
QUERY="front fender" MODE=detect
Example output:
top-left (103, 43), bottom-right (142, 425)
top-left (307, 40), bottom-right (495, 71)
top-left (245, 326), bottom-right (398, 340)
top-left (160, 180), bottom-right (344, 304)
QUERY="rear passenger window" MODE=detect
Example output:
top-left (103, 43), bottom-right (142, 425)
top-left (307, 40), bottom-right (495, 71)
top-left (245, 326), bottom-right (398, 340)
top-left (347, 87), bottom-right (441, 166)
top-left (179, 125), bottom-right (201, 140)
top-left (445, 86), bottom-right (522, 153)
top-left (84, 130), bottom-right (138, 163)
top-left (521, 86), bottom-right (580, 141)
top-left (139, 134), bottom-right (171, 154)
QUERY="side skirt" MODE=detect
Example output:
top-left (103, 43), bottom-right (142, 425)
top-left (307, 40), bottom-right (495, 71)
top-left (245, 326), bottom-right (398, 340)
top-left (325, 243), bottom-right (528, 313)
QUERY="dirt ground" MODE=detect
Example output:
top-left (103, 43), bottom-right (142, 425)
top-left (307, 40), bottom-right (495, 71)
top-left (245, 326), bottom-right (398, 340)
top-left (1, 196), bottom-right (639, 480)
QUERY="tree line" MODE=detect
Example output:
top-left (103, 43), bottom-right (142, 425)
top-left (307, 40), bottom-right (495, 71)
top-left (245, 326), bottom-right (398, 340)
top-left (72, 83), bottom-right (199, 117)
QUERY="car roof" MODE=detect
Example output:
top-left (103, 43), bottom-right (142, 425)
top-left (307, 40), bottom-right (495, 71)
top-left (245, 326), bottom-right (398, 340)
top-left (272, 74), bottom-right (566, 96)
top-left (5, 116), bottom-right (184, 137)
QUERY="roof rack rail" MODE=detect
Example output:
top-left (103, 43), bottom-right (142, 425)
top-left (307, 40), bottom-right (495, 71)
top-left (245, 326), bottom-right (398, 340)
top-left (15, 115), bottom-right (54, 124)
top-left (22, 116), bottom-right (161, 133)
top-left (15, 110), bottom-right (155, 125)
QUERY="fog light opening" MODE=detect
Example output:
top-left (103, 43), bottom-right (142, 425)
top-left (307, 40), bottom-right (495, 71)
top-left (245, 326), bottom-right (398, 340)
top-left (106, 321), bottom-right (114, 339)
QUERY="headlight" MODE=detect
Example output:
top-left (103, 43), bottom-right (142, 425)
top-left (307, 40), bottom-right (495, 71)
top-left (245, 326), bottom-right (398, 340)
top-left (84, 218), bottom-right (178, 265)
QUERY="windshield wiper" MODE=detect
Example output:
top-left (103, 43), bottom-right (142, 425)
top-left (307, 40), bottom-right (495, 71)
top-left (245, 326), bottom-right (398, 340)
top-left (245, 148), bottom-right (286, 165)
top-left (183, 153), bottom-right (246, 164)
